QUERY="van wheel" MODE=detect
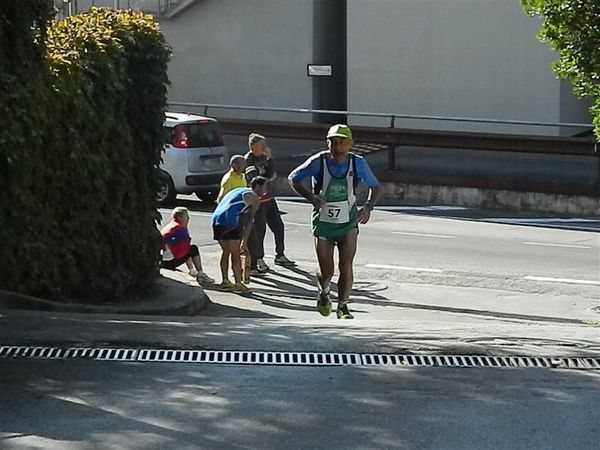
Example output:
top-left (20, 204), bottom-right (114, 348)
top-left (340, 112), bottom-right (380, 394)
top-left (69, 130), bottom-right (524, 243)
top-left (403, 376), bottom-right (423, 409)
top-left (157, 172), bottom-right (176, 206)
top-left (196, 191), bottom-right (218, 204)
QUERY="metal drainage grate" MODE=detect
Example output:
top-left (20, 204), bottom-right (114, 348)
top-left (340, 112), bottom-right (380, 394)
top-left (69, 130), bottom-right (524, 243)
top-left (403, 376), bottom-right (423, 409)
top-left (0, 346), bottom-right (137, 361)
top-left (1, 346), bottom-right (599, 370)
top-left (135, 349), bottom-right (362, 366)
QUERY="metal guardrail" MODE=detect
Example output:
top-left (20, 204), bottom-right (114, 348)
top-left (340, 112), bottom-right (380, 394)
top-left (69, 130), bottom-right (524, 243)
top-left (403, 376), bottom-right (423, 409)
top-left (167, 102), bottom-right (600, 192)
top-left (213, 117), bottom-right (596, 156)
top-left (168, 101), bottom-right (594, 130)
top-left (55, 0), bottom-right (181, 16)
top-left (168, 102), bottom-right (597, 156)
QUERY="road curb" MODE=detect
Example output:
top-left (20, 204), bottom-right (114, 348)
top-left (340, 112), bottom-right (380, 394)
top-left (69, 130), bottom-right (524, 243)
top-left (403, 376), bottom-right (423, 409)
top-left (0, 270), bottom-right (210, 316)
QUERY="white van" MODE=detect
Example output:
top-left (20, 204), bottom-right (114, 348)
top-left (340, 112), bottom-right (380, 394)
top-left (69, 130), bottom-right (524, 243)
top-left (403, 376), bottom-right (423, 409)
top-left (157, 112), bottom-right (229, 205)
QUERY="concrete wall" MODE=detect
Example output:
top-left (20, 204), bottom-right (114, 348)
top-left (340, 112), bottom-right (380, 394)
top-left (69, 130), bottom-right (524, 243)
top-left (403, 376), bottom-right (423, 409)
top-left (159, 0), bottom-right (314, 122)
top-left (346, 0), bottom-right (591, 135)
top-left (66, 0), bottom-right (592, 133)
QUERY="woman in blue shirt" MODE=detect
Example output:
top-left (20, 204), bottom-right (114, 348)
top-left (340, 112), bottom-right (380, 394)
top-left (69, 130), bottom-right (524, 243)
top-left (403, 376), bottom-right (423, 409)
top-left (212, 176), bottom-right (268, 292)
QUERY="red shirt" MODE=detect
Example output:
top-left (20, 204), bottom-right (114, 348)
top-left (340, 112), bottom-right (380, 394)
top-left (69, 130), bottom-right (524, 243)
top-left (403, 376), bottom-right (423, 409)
top-left (161, 220), bottom-right (191, 260)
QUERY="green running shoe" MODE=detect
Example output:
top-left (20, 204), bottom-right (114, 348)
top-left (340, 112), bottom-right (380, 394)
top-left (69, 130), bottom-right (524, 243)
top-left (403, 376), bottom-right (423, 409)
top-left (336, 303), bottom-right (354, 319)
top-left (317, 292), bottom-right (332, 317)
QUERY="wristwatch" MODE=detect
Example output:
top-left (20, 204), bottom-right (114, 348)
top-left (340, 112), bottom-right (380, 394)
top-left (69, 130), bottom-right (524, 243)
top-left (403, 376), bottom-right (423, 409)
top-left (364, 201), bottom-right (374, 211)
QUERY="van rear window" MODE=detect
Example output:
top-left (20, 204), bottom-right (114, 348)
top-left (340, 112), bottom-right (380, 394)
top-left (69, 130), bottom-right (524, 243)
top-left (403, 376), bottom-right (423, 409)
top-left (186, 121), bottom-right (224, 147)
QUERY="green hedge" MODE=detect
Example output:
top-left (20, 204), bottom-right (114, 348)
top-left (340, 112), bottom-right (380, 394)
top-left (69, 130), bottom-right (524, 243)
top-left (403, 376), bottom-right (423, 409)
top-left (0, 3), bottom-right (171, 303)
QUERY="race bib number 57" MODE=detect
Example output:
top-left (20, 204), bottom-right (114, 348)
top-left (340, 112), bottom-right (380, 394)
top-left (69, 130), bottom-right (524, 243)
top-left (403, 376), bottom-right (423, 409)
top-left (319, 201), bottom-right (350, 224)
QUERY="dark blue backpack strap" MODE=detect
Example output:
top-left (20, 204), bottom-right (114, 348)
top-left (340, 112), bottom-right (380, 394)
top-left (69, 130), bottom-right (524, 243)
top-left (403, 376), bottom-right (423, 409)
top-left (313, 152), bottom-right (326, 195)
top-left (350, 153), bottom-right (358, 192)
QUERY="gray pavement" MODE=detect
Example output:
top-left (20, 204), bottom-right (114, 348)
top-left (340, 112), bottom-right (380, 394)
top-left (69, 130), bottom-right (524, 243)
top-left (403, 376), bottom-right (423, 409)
top-left (0, 270), bottom-right (208, 316)
top-left (1, 310), bottom-right (599, 357)
top-left (1, 359), bottom-right (599, 449)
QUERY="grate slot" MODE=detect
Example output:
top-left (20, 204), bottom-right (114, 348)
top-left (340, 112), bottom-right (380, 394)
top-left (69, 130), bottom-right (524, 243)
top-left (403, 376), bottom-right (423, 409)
top-left (566, 358), bottom-right (578, 369)
top-left (535, 357), bottom-right (548, 368)
top-left (491, 356), bottom-right (504, 367)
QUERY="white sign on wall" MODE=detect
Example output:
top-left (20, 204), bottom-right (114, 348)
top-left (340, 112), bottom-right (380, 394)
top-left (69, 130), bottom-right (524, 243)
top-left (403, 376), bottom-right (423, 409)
top-left (307, 65), bottom-right (332, 76)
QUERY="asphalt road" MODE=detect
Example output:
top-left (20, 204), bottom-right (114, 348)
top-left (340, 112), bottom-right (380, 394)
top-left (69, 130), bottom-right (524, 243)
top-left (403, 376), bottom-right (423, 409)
top-left (161, 196), bottom-right (599, 326)
top-left (1, 360), bottom-right (599, 450)
top-left (1, 197), bottom-right (598, 449)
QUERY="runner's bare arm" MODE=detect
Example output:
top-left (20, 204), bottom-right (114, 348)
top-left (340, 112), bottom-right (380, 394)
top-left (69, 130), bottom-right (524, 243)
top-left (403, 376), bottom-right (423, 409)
top-left (358, 184), bottom-right (380, 224)
top-left (240, 192), bottom-right (261, 247)
top-left (290, 179), bottom-right (326, 209)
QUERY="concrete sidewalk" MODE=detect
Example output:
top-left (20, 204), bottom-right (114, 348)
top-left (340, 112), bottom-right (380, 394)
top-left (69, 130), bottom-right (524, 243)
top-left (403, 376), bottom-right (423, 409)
top-left (0, 311), bottom-right (599, 357)
top-left (1, 263), bottom-right (597, 358)
top-left (0, 270), bottom-right (209, 316)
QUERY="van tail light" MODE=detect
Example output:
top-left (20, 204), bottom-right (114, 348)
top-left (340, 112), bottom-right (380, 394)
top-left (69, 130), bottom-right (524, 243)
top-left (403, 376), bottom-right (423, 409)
top-left (174, 125), bottom-right (189, 148)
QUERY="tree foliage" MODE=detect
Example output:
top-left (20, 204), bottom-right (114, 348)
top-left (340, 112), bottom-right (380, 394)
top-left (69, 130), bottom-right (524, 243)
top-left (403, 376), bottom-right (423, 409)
top-left (0, 3), bottom-right (171, 303)
top-left (522, 0), bottom-right (600, 138)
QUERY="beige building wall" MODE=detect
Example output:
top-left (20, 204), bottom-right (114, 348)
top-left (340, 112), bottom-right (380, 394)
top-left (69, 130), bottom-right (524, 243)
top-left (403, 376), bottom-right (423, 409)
top-left (158, 0), bottom-right (314, 122)
top-left (346, 0), bottom-right (590, 134)
top-left (61, 0), bottom-right (591, 133)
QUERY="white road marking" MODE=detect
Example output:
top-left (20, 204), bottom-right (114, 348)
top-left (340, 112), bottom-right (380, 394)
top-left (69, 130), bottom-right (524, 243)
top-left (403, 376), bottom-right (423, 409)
top-left (524, 276), bottom-right (600, 286)
top-left (375, 205), bottom-right (470, 212)
top-left (285, 221), bottom-right (311, 227)
top-left (492, 218), bottom-right (599, 224)
top-left (366, 264), bottom-right (443, 273)
top-left (158, 209), bottom-right (212, 217)
top-left (393, 231), bottom-right (455, 239)
top-left (523, 242), bottom-right (591, 249)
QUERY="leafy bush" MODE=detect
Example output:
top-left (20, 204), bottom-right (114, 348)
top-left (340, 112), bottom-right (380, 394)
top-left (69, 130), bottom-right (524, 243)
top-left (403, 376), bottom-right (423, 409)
top-left (0, 3), bottom-right (171, 303)
top-left (523, 0), bottom-right (600, 139)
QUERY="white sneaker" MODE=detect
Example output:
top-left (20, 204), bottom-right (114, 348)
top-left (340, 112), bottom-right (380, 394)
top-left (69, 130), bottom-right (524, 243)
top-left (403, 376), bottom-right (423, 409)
top-left (255, 258), bottom-right (269, 273)
top-left (196, 272), bottom-right (215, 284)
top-left (188, 268), bottom-right (199, 277)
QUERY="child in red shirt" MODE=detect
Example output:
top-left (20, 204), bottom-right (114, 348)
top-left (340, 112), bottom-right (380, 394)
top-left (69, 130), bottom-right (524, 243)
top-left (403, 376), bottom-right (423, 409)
top-left (161, 207), bottom-right (214, 284)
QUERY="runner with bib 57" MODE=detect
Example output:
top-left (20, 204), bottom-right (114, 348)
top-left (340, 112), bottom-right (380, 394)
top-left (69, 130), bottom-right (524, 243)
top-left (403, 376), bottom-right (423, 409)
top-left (289, 124), bottom-right (380, 319)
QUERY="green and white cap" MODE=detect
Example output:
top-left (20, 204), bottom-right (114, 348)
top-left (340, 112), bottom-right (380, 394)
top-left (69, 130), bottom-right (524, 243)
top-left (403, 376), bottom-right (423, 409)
top-left (326, 124), bottom-right (353, 140)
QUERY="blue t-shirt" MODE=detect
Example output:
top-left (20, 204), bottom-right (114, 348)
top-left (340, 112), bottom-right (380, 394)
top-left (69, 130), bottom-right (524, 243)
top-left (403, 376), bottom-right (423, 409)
top-left (212, 187), bottom-right (252, 227)
top-left (288, 152), bottom-right (379, 189)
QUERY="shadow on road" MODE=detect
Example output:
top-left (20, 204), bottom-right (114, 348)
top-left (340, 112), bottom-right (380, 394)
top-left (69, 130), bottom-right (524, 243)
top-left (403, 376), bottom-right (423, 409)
top-left (0, 358), bottom-right (598, 449)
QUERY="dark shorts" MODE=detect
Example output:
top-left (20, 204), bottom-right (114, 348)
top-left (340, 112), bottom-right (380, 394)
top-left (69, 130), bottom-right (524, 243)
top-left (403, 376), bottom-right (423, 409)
top-left (213, 225), bottom-right (242, 241)
top-left (161, 244), bottom-right (199, 269)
